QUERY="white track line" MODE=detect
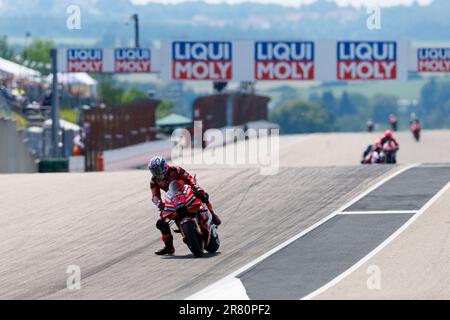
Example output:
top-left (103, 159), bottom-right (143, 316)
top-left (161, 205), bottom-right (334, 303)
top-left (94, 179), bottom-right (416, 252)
top-left (187, 164), bottom-right (419, 300)
top-left (340, 210), bottom-right (417, 215)
top-left (419, 165), bottom-right (450, 168)
top-left (302, 180), bottom-right (450, 300)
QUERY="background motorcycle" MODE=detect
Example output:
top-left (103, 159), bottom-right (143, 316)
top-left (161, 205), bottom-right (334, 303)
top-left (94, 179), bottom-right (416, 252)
top-left (411, 122), bottom-right (421, 142)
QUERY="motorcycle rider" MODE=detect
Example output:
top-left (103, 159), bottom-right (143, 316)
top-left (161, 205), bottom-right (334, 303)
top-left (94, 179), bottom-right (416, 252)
top-left (366, 119), bottom-right (374, 133)
top-left (389, 114), bottom-right (398, 131)
top-left (380, 130), bottom-right (400, 149)
top-left (380, 130), bottom-right (400, 164)
top-left (362, 139), bottom-right (384, 164)
top-left (410, 115), bottom-right (422, 142)
top-left (148, 156), bottom-right (222, 256)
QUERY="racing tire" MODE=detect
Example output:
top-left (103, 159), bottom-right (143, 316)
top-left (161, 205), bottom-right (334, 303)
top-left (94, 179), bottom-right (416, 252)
top-left (182, 221), bottom-right (204, 258)
top-left (205, 226), bottom-right (220, 253)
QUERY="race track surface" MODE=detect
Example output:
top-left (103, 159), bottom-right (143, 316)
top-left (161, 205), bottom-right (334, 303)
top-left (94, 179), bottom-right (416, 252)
top-left (316, 167), bottom-right (450, 300)
top-left (1, 130), bottom-right (450, 300)
top-left (0, 166), bottom-right (393, 299)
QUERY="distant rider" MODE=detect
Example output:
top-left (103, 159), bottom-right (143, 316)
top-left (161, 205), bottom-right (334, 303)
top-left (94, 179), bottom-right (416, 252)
top-left (389, 114), bottom-right (398, 132)
top-left (409, 112), bottom-right (419, 125)
top-left (366, 119), bottom-right (374, 133)
top-left (148, 156), bottom-right (222, 256)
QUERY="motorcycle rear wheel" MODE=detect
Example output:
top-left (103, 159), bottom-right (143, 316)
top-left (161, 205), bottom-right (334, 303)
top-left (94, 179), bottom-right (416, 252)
top-left (182, 221), bottom-right (204, 258)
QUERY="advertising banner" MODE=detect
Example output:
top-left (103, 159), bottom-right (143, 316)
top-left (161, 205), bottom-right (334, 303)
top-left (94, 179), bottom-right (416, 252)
top-left (66, 48), bottom-right (104, 73)
top-left (114, 48), bottom-right (151, 73)
top-left (56, 41), bottom-right (414, 81)
top-left (57, 48), bottom-right (153, 73)
top-left (254, 41), bottom-right (315, 81)
top-left (171, 41), bottom-right (233, 81)
top-left (416, 48), bottom-right (450, 73)
top-left (336, 41), bottom-right (399, 81)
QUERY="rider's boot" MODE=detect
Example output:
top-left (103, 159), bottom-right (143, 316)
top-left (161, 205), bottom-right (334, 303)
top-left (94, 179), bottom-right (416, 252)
top-left (211, 212), bottom-right (222, 226)
top-left (206, 203), bottom-right (222, 226)
top-left (155, 234), bottom-right (175, 255)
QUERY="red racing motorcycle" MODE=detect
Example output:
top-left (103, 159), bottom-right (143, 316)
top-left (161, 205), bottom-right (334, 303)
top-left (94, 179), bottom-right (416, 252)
top-left (161, 179), bottom-right (220, 258)
top-left (382, 140), bottom-right (398, 164)
top-left (411, 122), bottom-right (422, 142)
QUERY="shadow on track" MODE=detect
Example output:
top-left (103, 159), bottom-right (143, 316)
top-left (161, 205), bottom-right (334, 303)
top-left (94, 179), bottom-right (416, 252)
top-left (163, 252), bottom-right (222, 260)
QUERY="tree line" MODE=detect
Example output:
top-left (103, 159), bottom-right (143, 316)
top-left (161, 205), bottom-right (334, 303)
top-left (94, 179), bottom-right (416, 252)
top-left (270, 78), bottom-right (450, 134)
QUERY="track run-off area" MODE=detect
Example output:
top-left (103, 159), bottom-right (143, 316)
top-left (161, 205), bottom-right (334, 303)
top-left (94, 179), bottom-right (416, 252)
top-left (1, 130), bottom-right (450, 299)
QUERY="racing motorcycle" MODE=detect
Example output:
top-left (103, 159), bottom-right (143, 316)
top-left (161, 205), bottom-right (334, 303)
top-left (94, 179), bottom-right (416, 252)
top-left (411, 122), bottom-right (421, 142)
top-left (161, 179), bottom-right (220, 258)
top-left (383, 140), bottom-right (398, 164)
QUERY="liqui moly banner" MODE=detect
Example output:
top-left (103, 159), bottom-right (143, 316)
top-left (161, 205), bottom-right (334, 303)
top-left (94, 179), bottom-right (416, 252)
top-left (67, 49), bottom-right (104, 73)
top-left (57, 48), bottom-right (154, 73)
top-left (254, 41), bottom-right (315, 80)
top-left (114, 48), bottom-right (151, 73)
top-left (170, 41), bottom-right (233, 80)
top-left (56, 41), bottom-right (419, 80)
top-left (337, 41), bottom-right (400, 80)
top-left (417, 48), bottom-right (450, 73)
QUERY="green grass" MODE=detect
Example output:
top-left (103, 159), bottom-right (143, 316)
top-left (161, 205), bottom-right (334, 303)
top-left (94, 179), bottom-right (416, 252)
top-left (60, 108), bottom-right (78, 124)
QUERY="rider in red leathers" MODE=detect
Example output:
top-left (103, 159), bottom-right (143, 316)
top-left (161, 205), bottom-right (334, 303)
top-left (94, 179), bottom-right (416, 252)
top-left (380, 130), bottom-right (400, 149)
top-left (148, 156), bottom-right (221, 256)
top-left (380, 130), bottom-right (400, 164)
top-left (389, 114), bottom-right (398, 132)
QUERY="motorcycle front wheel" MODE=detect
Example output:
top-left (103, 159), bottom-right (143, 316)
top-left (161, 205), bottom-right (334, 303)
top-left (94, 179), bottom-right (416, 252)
top-left (205, 226), bottom-right (220, 253)
top-left (182, 221), bottom-right (204, 258)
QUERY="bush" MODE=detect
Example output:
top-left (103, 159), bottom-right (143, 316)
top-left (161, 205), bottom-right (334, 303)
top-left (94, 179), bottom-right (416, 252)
top-left (270, 100), bottom-right (336, 134)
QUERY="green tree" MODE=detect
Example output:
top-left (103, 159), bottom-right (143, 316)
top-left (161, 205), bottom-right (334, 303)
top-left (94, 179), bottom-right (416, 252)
top-left (338, 91), bottom-right (356, 116)
top-left (0, 36), bottom-right (15, 60)
top-left (436, 81), bottom-right (450, 115)
top-left (320, 90), bottom-right (338, 114)
top-left (99, 80), bottom-right (125, 106)
top-left (348, 93), bottom-right (371, 112)
top-left (371, 94), bottom-right (398, 123)
top-left (420, 78), bottom-right (439, 113)
top-left (270, 100), bottom-right (335, 134)
top-left (21, 39), bottom-right (53, 74)
top-left (121, 87), bottom-right (147, 104)
top-left (157, 100), bottom-right (175, 120)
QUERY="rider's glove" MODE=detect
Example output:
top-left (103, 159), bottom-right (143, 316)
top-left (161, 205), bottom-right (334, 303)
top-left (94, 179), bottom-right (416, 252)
top-left (195, 190), bottom-right (209, 204)
top-left (153, 198), bottom-right (165, 211)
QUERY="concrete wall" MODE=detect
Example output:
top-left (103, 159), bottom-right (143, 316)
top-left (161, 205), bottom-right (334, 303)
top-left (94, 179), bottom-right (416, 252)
top-left (0, 117), bottom-right (38, 173)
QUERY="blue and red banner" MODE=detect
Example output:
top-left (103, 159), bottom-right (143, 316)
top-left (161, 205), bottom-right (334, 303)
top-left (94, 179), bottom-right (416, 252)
top-left (114, 48), bottom-right (151, 73)
top-left (337, 41), bottom-right (398, 80)
top-left (417, 48), bottom-right (450, 72)
top-left (255, 42), bottom-right (314, 80)
top-left (172, 41), bottom-right (232, 80)
top-left (67, 49), bottom-right (103, 73)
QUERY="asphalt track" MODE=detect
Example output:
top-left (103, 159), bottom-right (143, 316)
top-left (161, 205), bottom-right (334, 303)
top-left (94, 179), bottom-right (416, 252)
top-left (192, 165), bottom-right (450, 300)
top-left (0, 166), bottom-right (393, 299)
top-left (316, 181), bottom-right (450, 299)
top-left (240, 213), bottom-right (414, 299)
top-left (178, 129), bottom-right (450, 170)
top-left (1, 130), bottom-right (450, 300)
